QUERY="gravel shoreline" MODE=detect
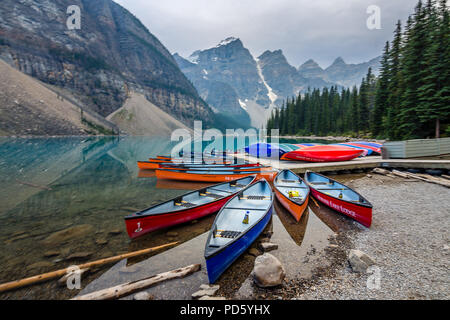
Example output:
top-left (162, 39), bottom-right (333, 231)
top-left (293, 175), bottom-right (450, 300)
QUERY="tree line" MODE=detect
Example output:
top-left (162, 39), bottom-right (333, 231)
top-left (267, 0), bottom-right (449, 140)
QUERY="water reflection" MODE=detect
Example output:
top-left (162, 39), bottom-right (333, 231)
top-left (0, 136), bottom-right (197, 299)
top-left (0, 136), bottom-right (346, 300)
top-left (308, 199), bottom-right (356, 233)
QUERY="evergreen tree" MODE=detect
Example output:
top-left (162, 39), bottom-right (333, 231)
top-left (386, 20), bottom-right (404, 140)
top-left (268, 0), bottom-right (448, 141)
top-left (398, 1), bottom-right (428, 139)
top-left (372, 42), bottom-right (390, 137)
top-left (417, 0), bottom-right (450, 137)
top-left (350, 86), bottom-right (360, 133)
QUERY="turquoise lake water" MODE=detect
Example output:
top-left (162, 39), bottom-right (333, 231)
top-left (0, 136), bottom-right (339, 299)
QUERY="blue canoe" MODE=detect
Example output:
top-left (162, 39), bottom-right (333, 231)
top-left (204, 179), bottom-right (274, 283)
top-left (245, 143), bottom-right (298, 158)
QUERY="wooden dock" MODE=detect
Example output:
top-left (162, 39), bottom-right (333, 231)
top-left (234, 154), bottom-right (450, 174)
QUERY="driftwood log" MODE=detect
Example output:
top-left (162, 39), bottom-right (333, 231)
top-left (373, 168), bottom-right (450, 188)
top-left (0, 242), bottom-right (178, 294)
top-left (71, 264), bottom-right (201, 300)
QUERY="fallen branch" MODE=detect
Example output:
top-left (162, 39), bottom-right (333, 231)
top-left (71, 264), bottom-right (201, 300)
top-left (0, 242), bottom-right (178, 294)
top-left (391, 170), bottom-right (412, 179)
top-left (413, 173), bottom-right (450, 187)
top-left (400, 171), bottom-right (450, 188)
top-left (374, 168), bottom-right (450, 188)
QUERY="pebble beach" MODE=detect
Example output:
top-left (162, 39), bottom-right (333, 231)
top-left (290, 174), bottom-right (450, 300)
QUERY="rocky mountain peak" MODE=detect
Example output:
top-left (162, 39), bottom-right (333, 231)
top-left (258, 50), bottom-right (287, 63)
top-left (298, 59), bottom-right (325, 80)
top-left (215, 37), bottom-right (241, 48)
top-left (259, 49), bottom-right (284, 57)
top-left (299, 59), bottom-right (323, 71)
top-left (329, 57), bottom-right (346, 68)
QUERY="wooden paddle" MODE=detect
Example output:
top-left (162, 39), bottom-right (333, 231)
top-left (0, 242), bottom-right (178, 294)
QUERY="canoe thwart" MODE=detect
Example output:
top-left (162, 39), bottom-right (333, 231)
top-left (174, 202), bottom-right (197, 208)
top-left (214, 230), bottom-right (241, 239)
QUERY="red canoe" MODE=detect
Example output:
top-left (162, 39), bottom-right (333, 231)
top-left (124, 175), bottom-right (257, 239)
top-left (281, 145), bottom-right (364, 162)
top-left (305, 171), bottom-right (372, 227)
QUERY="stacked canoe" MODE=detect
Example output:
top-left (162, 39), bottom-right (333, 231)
top-left (138, 154), bottom-right (277, 183)
top-left (245, 141), bottom-right (382, 162)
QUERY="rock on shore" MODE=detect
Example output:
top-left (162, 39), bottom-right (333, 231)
top-left (252, 253), bottom-right (285, 287)
top-left (348, 249), bottom-right (375, 273)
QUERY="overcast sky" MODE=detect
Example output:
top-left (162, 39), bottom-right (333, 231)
top-left (114, 0), bottom-right (418, 68)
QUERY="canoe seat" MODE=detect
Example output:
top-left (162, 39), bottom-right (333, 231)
top-left (240, 195), bottom-right (271, 200)
top-left (175, 201), bottom-right (197, 208)
top-left (200, 192), bottom-right (224, 199)
top-left (281, 179), bottom-right (296, 183)
top-left (215, 230), bottom-right (241, 239)
top-left (231, 183), bottom-right (246, 188)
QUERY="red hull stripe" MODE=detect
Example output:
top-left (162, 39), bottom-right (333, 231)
top-left (125, 197), bottom-right (231, 239)
top-left (310, 188), bottom-right (372, 227)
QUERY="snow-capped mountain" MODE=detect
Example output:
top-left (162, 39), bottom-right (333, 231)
top-left (175, 37), bottom-right (380, 128)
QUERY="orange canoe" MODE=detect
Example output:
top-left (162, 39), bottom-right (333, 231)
top-left (155, 168), bottom-right (278, 183)
top-left (138, 158), bottom-right (232, 170)
top-left (273, 170), bottom-right (310, 222)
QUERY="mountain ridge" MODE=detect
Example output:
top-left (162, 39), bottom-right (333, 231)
top-left (0, 0), bottom-right (214, 134)
top-left (175, 37), bottom-right (380, 127)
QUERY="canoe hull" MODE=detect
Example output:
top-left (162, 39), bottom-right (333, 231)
top-left (281, 148), bottom-right (364, 162)
top-left (206, 206), bottom-right (273, 283)
top-left (156, 170), bottom-right (276, 183)
top-left (275, 188), bottom-right (309, 222)
top-left (137, 161), bottom-right (161, 170)
top-left (125, 196), bottom-right (232, 239)
top-left (309, 188), bottom-right (372, 227)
